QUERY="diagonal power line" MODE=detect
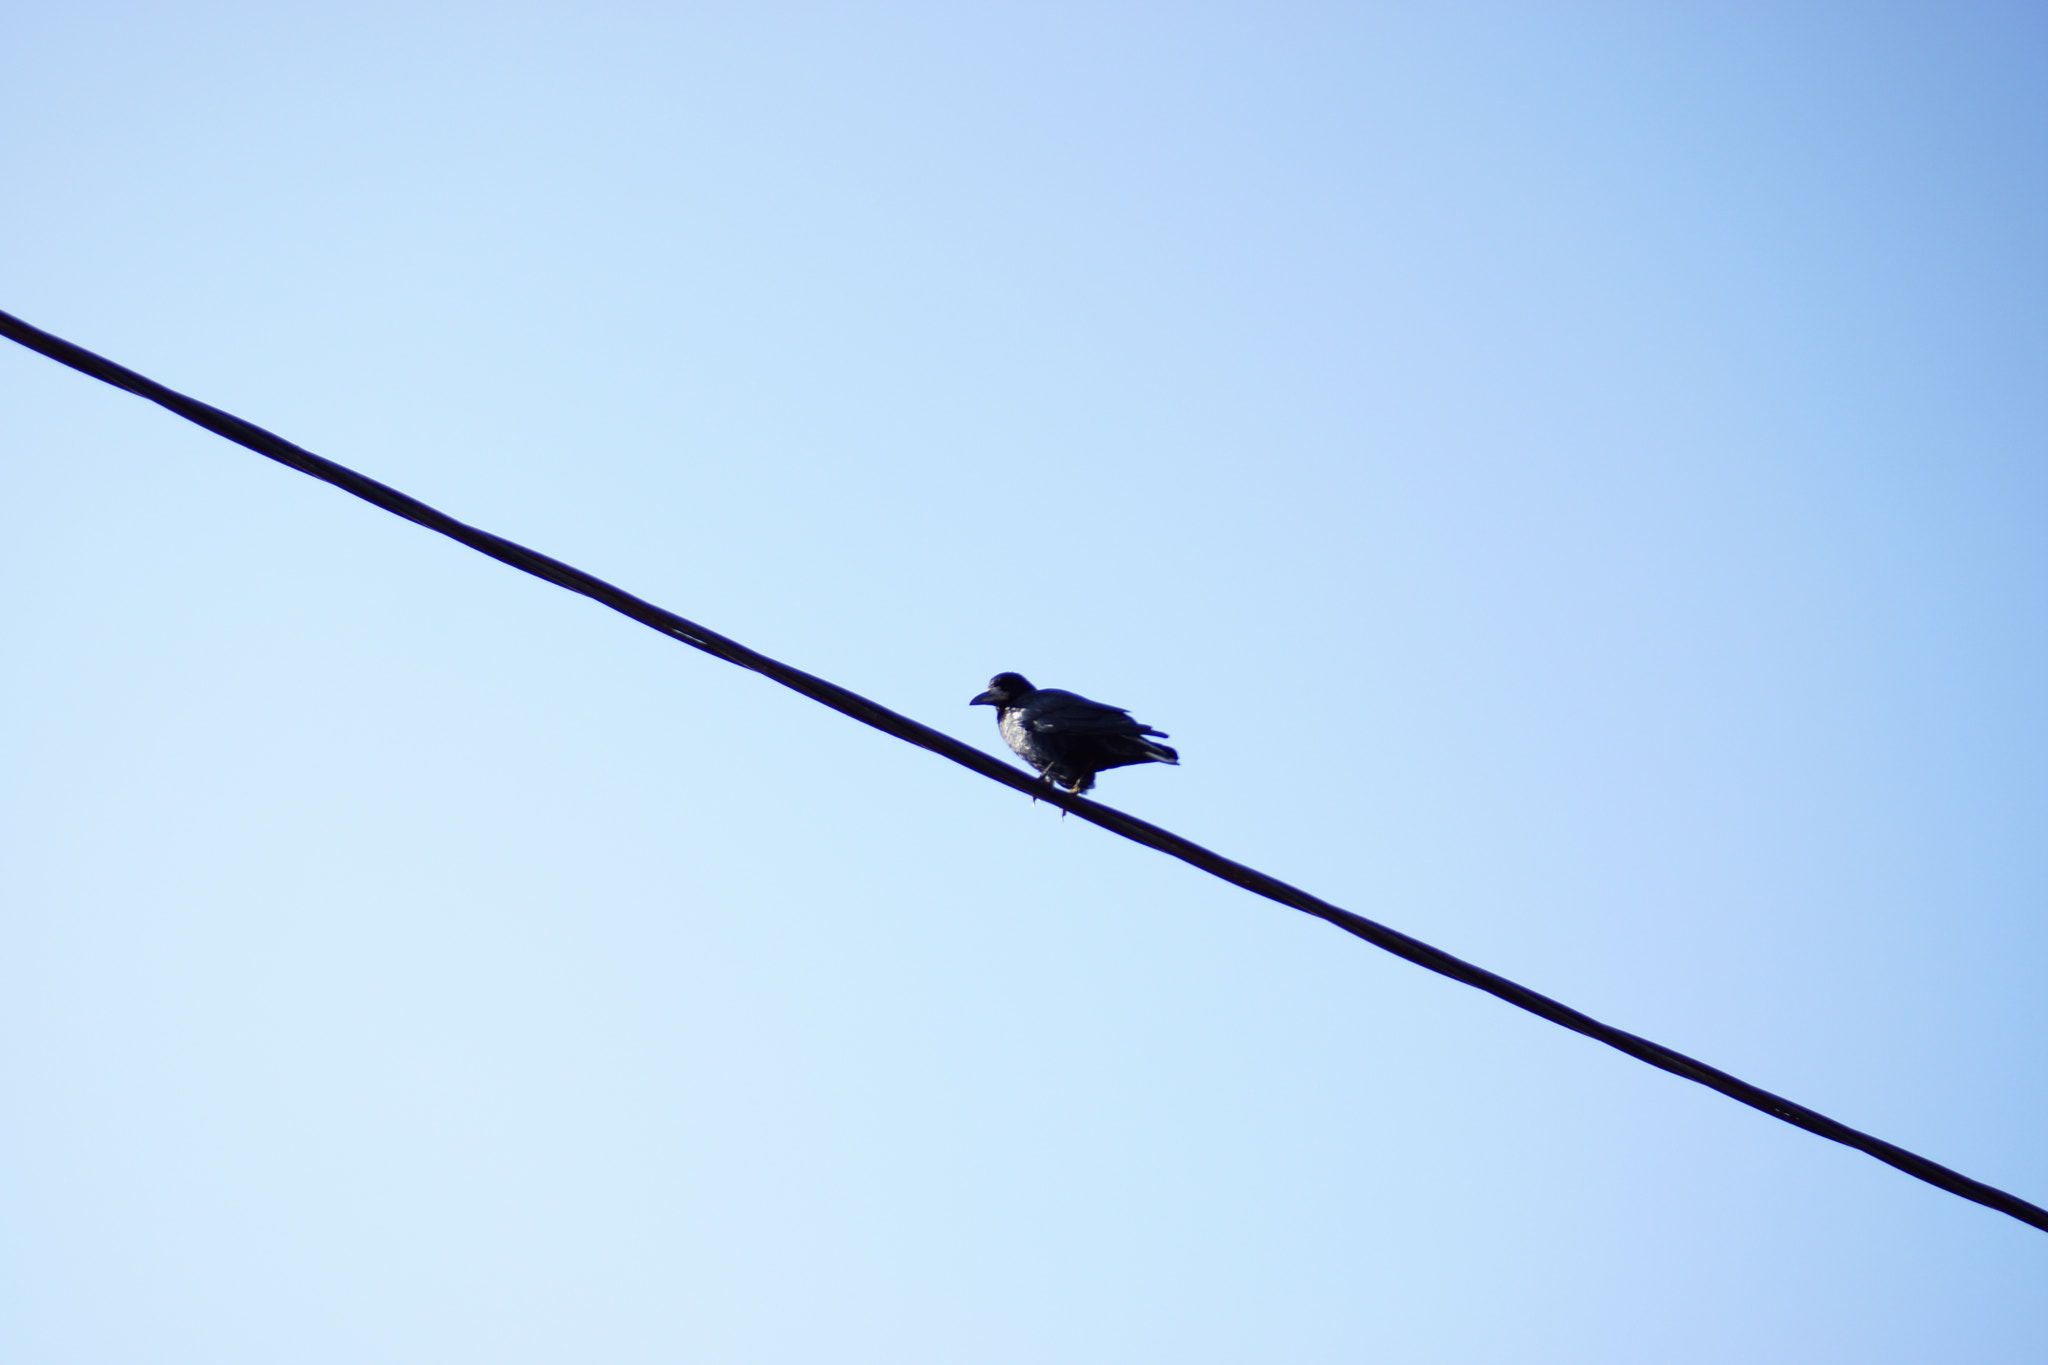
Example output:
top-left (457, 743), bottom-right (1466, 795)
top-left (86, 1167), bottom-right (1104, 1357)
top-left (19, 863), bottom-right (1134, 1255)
top-left (4, 304), bottom-right (2042, 1236)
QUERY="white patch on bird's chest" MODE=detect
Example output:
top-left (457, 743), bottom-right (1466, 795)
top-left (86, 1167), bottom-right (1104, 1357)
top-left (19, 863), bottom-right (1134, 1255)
top-left (997, 708), bottom-right (1052, 765)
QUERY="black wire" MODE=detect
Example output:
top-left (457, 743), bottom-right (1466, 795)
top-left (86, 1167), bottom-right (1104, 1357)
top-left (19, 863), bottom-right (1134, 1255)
top-left (5, 304), bottom-right (2042, 1236)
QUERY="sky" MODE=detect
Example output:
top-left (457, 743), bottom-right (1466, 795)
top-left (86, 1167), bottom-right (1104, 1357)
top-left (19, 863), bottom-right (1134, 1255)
top-left (3, 3), bottom-right (2045, 1361)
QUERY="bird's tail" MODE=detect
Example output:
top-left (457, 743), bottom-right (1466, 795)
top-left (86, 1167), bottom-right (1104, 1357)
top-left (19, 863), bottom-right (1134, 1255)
top-left (1138, 737), bottom-right (1179, 765)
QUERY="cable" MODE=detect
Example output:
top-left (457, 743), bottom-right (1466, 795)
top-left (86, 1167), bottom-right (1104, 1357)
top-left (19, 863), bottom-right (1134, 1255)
top-left (4, 304), bottom-right (2042, 1236)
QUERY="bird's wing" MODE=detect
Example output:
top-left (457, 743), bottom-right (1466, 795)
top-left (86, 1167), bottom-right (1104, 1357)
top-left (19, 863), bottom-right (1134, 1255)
top-left (1026, 691), bottom-right (1164, 736)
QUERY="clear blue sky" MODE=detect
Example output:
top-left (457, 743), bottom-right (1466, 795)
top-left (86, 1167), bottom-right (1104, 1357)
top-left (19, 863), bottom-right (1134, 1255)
top-left (5, 4), bottom-right (2045, 1361)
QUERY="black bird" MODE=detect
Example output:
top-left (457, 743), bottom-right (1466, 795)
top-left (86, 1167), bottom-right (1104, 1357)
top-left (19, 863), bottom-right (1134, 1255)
top-left (969, 672), bottom-right (1179, 794)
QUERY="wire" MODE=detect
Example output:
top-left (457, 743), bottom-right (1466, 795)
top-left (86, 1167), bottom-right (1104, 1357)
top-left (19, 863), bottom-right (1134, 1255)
top-left (5, 304), bottom-right (2042, 1236)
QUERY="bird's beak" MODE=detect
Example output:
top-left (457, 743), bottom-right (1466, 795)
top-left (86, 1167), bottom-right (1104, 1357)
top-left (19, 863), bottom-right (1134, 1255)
top-left (969, 690), bottom-right (998, 707)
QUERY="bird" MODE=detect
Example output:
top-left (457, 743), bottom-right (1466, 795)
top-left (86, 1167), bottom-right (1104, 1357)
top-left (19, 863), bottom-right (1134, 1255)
top-left (969, 672), bottom-right (1179, 795)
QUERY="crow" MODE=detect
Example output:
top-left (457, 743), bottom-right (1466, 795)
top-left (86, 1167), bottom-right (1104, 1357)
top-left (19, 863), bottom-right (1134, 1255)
top-left (969, 672), bottom-right (1179, 795)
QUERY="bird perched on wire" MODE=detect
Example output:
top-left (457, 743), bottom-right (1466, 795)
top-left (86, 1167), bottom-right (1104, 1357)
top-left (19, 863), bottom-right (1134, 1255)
top-left (969, 672), bottom-right (1179, 795)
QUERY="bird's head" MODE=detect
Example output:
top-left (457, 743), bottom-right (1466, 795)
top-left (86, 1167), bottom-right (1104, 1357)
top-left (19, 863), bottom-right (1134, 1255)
top-left (969, 672), bottom-right (1034, 708)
